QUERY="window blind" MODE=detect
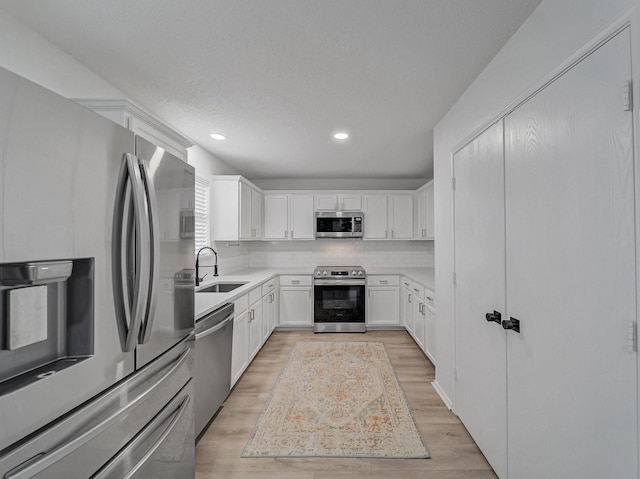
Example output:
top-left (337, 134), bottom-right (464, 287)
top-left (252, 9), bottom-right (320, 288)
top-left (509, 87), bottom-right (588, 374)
top-left (194, 175), bottom-right (210, 251)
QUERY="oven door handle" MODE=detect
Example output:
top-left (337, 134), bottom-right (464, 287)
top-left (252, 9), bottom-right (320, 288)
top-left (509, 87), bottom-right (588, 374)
top-left (314, 279), bottom-right (366, 286)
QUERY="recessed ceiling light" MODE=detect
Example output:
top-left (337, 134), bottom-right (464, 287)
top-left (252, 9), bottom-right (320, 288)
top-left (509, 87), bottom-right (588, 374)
top-left (334, 132), bottom-right (349, 140)
top-left (210, 133), bottom-right (226, 141)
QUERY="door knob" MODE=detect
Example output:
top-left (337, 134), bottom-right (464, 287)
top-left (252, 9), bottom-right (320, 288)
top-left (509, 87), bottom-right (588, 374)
top-left (501, 317), bottom-right (520, 333)
top-left (485, 310), bottom-right (501, 324)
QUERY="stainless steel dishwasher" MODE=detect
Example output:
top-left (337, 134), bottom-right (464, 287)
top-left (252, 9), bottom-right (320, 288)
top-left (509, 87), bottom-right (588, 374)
top-left (194, 302), bottom-right (234, 438)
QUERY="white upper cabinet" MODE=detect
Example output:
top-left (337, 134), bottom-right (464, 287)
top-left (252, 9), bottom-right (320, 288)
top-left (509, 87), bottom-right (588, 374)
top-left (363, 195), bottom-right (388, 239)
top-left (416, 181), bottom-right (435, 239)
top-left (263, 194), bottom-right (314, 240)
top-left (315, 194), bottom-right (363, 211)
top-left (210, 176), bottom-right (263, 241)
top-left (363, 193), bottom-right (414, 239)
top-left (389, 194), bottom-right (414, 239)
top-left (74, 99), bottom-right (191, 162)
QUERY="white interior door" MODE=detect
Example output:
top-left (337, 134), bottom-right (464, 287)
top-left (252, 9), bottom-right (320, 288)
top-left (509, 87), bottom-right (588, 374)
top-left (504, 28), bottom-right (637, 479)
top-left (453, 121), bottom-right (508, 478)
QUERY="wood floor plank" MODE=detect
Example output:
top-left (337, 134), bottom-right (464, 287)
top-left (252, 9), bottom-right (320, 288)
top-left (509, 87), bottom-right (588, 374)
top-left (195, 330), bottom-right (497, 479)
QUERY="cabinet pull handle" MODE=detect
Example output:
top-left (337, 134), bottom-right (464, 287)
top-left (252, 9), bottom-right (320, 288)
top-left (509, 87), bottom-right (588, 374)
top-left (404, 282), bottom-right (410, 286)
top-left (414, 288), bottom-right (420, 293)
top-left (391, 230), bottom-right (394, 238)
top-left (422, 229), bottom-right (427, 237)
top-left (292, 280), bottom-right (300, 285)
top-left (385, 230), bottom-right (388, 239)
top-left (426, 296), bottom-right (433, 301)
top-left (408, 294), bottom-right (412, 304)
top-left (284, 230), bottom-right (288, 239)
top-left (380, 280), bottom-right (388, 284)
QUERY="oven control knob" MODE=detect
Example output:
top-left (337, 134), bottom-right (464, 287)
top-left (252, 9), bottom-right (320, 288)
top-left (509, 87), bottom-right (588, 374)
top-left (358, 271), bottom-right (363, 276)
top-left (316, 271), bottom-right (322, 276)
top-left (323, 271), bottom-right (328, 276)
top-left (351, 270), bottom-right (357, 276)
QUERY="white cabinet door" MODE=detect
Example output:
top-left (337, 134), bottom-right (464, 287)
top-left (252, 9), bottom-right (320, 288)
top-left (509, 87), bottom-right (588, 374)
top-left (424, 297), bottom-right (436, 364)
top-left (289, 195), bottom-right (314, 239)
top-left (340, 194), bottom-right (362, 211)
top-left (504, 29), bottom-right (637, 479)
top-left (248, 300), bottom-right (262, 359)
top-left (279, 287), bottom-right (312, 326)
top-left (402, 287), bottom-right (413, 334)
top-left (239, 181), bottom-right (252, 240)
top-left (251, 188), bottom-right (262, 238)
top-left (315, 194), bottom-right (339, 211)
top-left (411, 296), bottom-right (424, 350)
top-left (425, 182), bottom-right (434, 239)
top-left (416, 182), bottom-right (434, 240)
top-left (231, 310), bottom-right (249, 386)
top-left (389, 194), bottom-right (414, 239)
top-left (366, 287), bottom-right (400, 326)
top-left (416, 189), bottom-right (427, 239)
top-left (261, 294), bottom-right (271, 343)
top-left (264, 194), bottom-right (288, 240)
top-left (271, 287), bottom-right (279, 331)
top-left (316, 194), bottom-right (362, 211)
top-left (453, 121), bottom-right (507, 478)
top-left (363, 194), bottom-right (388, 239)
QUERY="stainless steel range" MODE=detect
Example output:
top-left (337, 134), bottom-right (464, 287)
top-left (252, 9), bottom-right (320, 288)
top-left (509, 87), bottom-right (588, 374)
top-left (313, 266), bottom-right (366, 333)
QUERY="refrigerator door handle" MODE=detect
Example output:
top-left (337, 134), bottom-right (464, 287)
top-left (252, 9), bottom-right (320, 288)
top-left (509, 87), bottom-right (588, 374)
top-left (3, 347), bottom-right (190, 479)
top-left (112, 153), bottom-right (151, 352)
top-left (92, 394), bottom-right (191, 479)
top-left (137, 158), bottom-right (160, 344)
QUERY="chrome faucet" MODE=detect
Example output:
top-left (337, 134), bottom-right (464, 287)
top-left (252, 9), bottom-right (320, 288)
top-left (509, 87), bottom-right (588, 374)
top-left (195, 246), bottom-right (218, 286)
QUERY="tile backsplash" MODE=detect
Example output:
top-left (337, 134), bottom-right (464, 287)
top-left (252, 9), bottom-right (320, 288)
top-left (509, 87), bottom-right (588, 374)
top-left (203, 240), bottom-right (433, 274)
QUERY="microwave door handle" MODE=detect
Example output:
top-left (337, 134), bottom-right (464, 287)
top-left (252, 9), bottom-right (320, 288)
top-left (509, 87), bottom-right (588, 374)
top-left (112, 154), bottom-right (149, 352)
top-left (137, 158), bottom-right (160, 344)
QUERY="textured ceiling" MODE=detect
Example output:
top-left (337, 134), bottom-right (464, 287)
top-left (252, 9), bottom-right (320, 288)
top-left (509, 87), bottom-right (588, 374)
top-left (0, 0), bottom-right (541, 180)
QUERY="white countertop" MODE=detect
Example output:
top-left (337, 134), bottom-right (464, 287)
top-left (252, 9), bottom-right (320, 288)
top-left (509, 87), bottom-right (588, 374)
top-left (195, 266), bottom-right (434, 320)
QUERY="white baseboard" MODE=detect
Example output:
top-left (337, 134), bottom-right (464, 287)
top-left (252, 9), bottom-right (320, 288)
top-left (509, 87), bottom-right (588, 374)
top-left (431, 380), bottom-right (452, 410)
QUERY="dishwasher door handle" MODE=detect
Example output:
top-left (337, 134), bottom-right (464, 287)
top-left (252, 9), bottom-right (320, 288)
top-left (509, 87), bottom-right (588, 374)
top-left (195, 314), bottom-right (233, 340)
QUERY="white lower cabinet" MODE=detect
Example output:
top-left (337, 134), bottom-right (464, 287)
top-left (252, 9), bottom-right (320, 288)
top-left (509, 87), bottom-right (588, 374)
top-left (411, 286), bottom-right (425, 351)
top-left (231, 294), bottom-right (250, 386)
top-left (366, 276), bottom-right (400, 327)
top-left (279, 276), bottom-right (313, 327)
top-left (248, 296), bottom-right (262, 360)
top-left (423, 292), bottom-right (436, 364)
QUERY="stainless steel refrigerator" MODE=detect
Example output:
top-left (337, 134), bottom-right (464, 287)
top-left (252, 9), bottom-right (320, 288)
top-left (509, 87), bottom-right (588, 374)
top-left (0, 66), bottom-right (196, 478)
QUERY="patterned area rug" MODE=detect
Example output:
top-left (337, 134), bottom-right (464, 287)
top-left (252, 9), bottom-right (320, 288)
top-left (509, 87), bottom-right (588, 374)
top-left (242, 341), bottom-right (430, 458)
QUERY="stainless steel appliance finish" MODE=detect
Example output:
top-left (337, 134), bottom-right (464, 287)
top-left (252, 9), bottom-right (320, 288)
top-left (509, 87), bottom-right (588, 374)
top-left (0, 67), bottom-right (195, 478)
top-left (194, 302), bottom-right (234, 438)
top-left (315, 212), bottom-right (364, 238)
top-left (313, 266), bottom-right (366, 333)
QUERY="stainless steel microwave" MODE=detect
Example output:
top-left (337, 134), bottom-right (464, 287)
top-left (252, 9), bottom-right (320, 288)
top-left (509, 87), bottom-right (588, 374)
top-left (315, 212), bottom-right (364, 238)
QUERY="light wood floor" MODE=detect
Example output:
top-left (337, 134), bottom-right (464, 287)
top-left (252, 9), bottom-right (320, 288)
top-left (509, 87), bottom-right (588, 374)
top-left (196, 330), bottom-right (497, 479)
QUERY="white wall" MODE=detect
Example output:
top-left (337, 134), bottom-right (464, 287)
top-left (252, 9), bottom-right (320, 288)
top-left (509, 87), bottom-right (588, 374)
top-left (187, 144), bottom-right (241, 177)
top-left (0, 8), bottom-right (238, 181)
top-left (249, 240), bottom-right (432, 270)
top-left (433, 0), bottom-right (638, 405)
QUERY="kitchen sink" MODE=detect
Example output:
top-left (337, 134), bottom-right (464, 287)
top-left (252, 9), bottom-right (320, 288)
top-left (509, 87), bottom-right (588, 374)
top-left (197, 282), bottom-right (247, 293)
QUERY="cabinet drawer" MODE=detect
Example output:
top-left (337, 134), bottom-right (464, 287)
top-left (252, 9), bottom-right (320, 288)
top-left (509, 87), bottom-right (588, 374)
top-left (424, 289), bottom-right (435, 308)
top-left (368, 275), bottom-right (399, 286)
top-left (279, 275), bottom-right (312, 286)
top-left (411, 284), bottom-right (425, 300)
top-left (261, 278), bottom-right (278, 296)
top-left (234, 294), bottom-right (249, 314)
top-left (248, 286), bottom-right (262, 306)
